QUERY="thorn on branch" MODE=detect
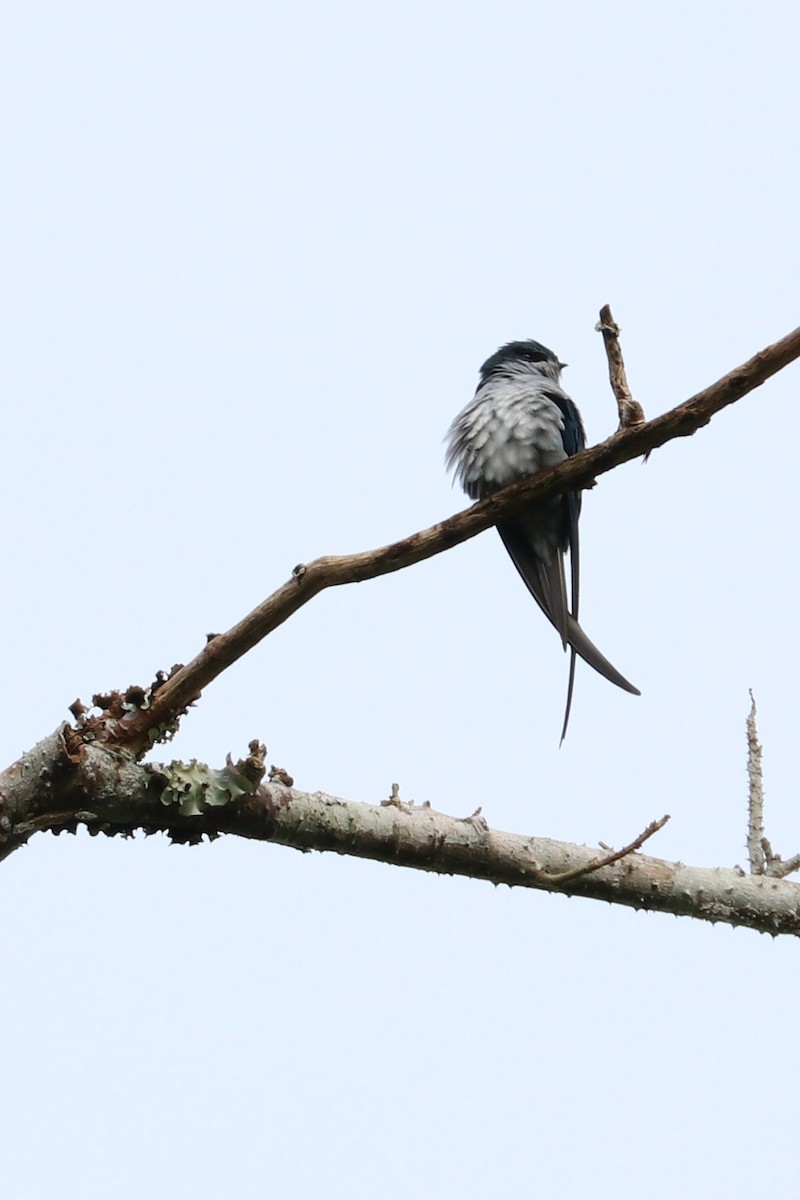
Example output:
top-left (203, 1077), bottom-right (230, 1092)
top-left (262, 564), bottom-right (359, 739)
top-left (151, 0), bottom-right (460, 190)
top-left (460, 806), bottom-right (489, 833)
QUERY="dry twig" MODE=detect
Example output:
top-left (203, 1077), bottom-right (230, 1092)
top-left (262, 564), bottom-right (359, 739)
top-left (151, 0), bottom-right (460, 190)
top-left (596, 303), bottom-right (646, 429)
top-left (541, 814), bottom-right (670, 885)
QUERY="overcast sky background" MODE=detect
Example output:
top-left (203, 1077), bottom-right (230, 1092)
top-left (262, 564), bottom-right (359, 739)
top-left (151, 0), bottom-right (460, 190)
top-left (2, 3), bottom-right (799, 1196)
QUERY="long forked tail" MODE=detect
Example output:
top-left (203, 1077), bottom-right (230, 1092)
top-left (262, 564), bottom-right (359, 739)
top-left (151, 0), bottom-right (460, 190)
top-left (497, 520), bottom-right (639, 740)
top-left (563, 613), bottom-right (640, 695)
top-left (558, 611), bottom-right (639, 741)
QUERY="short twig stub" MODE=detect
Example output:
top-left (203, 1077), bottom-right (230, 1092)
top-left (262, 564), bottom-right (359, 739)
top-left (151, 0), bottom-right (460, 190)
top-left (596, 304), bottom-right (646, 430)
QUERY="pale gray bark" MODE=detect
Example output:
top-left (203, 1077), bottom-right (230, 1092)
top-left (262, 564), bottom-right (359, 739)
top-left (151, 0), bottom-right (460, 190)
top-left (2, 728), bottom-right (798, 937)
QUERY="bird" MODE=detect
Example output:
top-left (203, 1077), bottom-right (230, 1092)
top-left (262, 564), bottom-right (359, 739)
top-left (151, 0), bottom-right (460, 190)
top-left (445, 338), bottom-right (639, 740)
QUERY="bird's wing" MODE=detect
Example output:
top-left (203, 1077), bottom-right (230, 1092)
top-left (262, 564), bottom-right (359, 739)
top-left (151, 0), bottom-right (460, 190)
top-left (498, 514), bottom-right (577, 739)
top-left (498, 516), bottom-right (569, 648)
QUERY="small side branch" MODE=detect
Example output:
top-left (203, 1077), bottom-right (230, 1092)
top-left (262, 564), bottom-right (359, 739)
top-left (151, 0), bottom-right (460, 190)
top-left (764, 849), bottom-right (800, 880)
top-left (542, 814), bottom-right (670, 885)
top-left (596, 304), bottom-right (646, 429)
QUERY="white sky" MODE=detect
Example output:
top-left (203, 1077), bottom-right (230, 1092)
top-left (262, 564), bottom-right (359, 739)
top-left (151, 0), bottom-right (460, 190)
top-left (2, 2), bottom-right (799, 1196)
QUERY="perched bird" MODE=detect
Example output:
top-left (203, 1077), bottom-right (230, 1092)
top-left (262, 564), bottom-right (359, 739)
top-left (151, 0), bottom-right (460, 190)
top-left (445, 338), bottom-right (639, 740)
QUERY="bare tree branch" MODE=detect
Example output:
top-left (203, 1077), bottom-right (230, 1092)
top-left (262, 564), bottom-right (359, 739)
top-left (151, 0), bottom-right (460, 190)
top-left (2, 731), bottom-right (799, 937)
top-left (102, 323), bottom-right (800, 755)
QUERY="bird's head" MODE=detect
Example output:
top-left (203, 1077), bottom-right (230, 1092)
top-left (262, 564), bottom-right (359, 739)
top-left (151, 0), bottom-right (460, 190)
top-left (479, 339), bottom-right (566, 386)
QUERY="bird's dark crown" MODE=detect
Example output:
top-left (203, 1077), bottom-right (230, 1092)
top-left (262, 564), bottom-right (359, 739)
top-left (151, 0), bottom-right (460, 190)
top-left (479, 339), bottom-right (561, 380)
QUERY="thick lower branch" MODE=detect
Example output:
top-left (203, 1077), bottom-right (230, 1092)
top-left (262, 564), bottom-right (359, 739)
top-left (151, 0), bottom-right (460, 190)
top-left (2, 732), bottom-right (798, 937)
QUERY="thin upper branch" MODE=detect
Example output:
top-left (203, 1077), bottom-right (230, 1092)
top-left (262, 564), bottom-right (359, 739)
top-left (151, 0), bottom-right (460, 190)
top-left (108, 323), bottom-right (800, 754)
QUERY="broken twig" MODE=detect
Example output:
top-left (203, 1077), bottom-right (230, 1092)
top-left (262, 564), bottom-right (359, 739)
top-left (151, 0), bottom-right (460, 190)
top-left (596, 304), bottom-right (646, 430)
